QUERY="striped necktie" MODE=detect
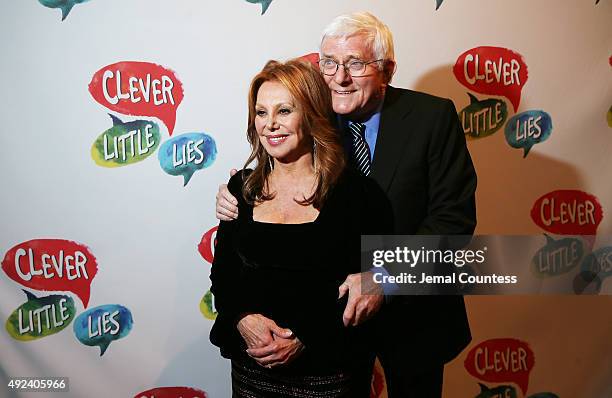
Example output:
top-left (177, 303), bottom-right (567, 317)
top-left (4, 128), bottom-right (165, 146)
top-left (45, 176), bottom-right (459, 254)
top-left (349, 122), bottom-right (371, 176)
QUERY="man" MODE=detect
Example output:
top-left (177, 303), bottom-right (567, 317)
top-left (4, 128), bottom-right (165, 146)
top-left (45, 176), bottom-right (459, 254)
top-left (216, 12), bottom-right (476, 397)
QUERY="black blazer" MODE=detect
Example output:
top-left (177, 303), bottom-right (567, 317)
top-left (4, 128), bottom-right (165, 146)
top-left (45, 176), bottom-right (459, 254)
top-left (356, 86), bottom-right (477, 367)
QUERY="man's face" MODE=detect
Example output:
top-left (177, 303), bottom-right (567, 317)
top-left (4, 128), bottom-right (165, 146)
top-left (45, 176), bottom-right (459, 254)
top-left (321, 34), bottom-right (388, 121)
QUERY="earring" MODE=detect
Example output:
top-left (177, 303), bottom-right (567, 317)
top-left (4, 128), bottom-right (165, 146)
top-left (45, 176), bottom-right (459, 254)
top-left (313, 141), bottom-right (319, 174)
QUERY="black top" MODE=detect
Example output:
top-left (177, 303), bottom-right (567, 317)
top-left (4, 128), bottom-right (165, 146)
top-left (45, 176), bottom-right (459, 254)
top-left (209, 168), bottom-right (393, 374)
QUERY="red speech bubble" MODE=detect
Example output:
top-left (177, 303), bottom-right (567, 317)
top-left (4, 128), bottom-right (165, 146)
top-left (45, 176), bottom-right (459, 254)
top-left (454, 47), bottom-right (528, 112)
top-left (135, 387), bottom-right (207, 398)
top-left (89, 61), bottom-right (184, 136)
top-left (531, 190), bottom-right (603, 236)
top-left (299, 52), bottom-right (320, 66)
top-left (464, 338), bottom-right (535, 395)
top-left (2, 239), bottom-right (98, 308)
top-left (197, 226), bottom-right (218, 264)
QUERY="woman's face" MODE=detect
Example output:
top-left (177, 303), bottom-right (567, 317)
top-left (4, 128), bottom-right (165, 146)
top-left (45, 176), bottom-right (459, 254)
top-left (254, 81), bottom-right (310, 163)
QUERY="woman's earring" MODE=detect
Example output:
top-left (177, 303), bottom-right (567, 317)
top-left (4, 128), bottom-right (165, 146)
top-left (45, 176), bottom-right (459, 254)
top-left (313, 141), bottom-right (319, 174)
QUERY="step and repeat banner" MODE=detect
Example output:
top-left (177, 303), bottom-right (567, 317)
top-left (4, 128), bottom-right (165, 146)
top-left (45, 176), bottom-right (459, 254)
top-left (1, 1), bottom-right (611, 397)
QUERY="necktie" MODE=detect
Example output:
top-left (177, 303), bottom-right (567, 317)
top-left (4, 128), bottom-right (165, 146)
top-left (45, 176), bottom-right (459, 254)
top-left (349, 122), bottom-right (371, 176)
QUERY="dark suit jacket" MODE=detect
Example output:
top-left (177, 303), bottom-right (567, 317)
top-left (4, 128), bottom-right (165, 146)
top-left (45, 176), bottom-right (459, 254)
top-left (355, 86), bottom-right (477, 368)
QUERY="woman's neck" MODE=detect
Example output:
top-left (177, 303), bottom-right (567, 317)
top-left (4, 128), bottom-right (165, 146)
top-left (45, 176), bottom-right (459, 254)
top-left (270, 152), bottom-right (315, 181)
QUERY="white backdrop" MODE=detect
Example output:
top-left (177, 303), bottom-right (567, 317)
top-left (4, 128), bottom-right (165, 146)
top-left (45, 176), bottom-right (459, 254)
top-left (1, 1), bottom-right (611, 397)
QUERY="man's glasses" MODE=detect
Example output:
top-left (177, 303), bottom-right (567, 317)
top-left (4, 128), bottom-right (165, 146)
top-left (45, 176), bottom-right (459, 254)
top-left (318, 58), bottom-right (383, 77)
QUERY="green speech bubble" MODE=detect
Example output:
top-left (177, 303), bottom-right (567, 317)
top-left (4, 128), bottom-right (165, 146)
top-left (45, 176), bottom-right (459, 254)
top-left (531, 234), bottom-right (584, 278)
top-left (199, 289), bottom-right (217, 320)
top-left (459, 93), bottom-right (508, 139)
top-left (5, 290), bottom-right (76, 341)
top-left (475, 383), bottom-right (517, 398)
top-left (91, 114), bottom-right (161, 167)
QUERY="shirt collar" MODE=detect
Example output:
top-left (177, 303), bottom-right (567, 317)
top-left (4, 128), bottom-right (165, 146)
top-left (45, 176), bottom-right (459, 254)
top-left (338, 99), bottom-right (384, 131)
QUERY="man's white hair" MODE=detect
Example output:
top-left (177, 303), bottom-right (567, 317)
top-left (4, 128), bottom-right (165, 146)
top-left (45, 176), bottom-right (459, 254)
top-left (320, 11), bottom-right (395, 67)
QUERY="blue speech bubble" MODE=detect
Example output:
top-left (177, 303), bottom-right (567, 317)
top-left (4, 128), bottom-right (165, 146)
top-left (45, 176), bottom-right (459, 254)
top-left (577, 246), bottom-right (612, 292)
top-left (38, 0), bottom-right (91, 21)
top-left (504, 110), bottom-right (553, 157)
top-left (245, 0), bottom-right (273, 15)
top-left (573, 246), bottom-right (612, 294)
top-left (158, 132), bottom-right (217, 186)
top-left (580, 246), bottom-right (612, 278)
top-left (73, 304), bottom-right (133, 356)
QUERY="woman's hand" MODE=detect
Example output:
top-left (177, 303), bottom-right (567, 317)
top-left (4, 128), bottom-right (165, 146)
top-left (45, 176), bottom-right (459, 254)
top-left (237, 313), bottom-right (293, 349)
top-left (246, 335), bottom-right (305, 368)
top-left (237, 313), bottom-right (304, 368)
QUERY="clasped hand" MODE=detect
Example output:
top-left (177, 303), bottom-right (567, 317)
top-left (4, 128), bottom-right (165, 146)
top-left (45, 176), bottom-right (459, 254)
top-left (237, 313), bottom-right (304, 368)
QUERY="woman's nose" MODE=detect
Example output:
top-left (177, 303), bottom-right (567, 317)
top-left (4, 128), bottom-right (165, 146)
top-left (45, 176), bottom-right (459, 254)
top-left (266, 115), bottom-right (278, 130)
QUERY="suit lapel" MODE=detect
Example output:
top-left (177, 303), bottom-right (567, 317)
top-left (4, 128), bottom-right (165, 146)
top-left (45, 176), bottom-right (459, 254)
top-left (370, 86), bottom-right (414, 192)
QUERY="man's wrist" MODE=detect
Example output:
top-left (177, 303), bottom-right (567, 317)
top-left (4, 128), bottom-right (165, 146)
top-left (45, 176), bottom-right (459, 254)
top-left (368, 267), bottom-right (399, 296)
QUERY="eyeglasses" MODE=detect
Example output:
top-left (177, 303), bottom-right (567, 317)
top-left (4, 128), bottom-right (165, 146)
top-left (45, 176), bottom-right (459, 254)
top-left (318, 58), bottom-right (383, 77)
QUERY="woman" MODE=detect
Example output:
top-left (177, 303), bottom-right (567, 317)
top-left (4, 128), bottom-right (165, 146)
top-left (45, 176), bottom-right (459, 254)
top-left (210, 59), bottom-right (392, 397)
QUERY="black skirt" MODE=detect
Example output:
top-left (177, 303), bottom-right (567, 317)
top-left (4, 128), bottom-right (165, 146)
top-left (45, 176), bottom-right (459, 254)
top-left (231, 360), bottom-right (372, 398)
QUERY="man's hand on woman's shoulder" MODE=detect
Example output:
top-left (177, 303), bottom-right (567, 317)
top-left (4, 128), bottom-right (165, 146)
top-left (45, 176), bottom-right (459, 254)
top-left (216, 169), bottom-right (239, 221)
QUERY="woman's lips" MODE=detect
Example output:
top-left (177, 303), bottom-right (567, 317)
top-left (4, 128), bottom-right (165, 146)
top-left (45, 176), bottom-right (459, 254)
top-left (266, 134), bottom-right (289, 146)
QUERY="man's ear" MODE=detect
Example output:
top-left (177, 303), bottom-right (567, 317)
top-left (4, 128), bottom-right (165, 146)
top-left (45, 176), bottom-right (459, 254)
top-left (383, 60), bottom-right (397, 84)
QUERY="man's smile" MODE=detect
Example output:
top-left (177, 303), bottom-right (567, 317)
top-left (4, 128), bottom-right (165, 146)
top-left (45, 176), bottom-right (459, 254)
top-left (333, 89), bottom-right (357, 95)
